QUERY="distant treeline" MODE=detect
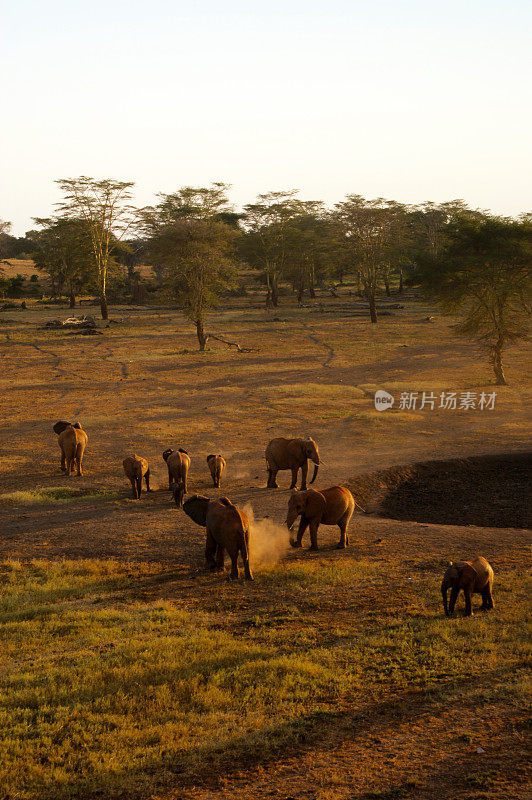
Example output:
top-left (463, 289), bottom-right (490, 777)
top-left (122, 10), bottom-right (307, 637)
top-left (1, 180), bottom-right (530, 383)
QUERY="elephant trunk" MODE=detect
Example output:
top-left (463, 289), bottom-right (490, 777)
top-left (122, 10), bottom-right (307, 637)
top-left (310, 463), bottom-right (319, 484)
top-left (285, 509), bottom-right (298, 531)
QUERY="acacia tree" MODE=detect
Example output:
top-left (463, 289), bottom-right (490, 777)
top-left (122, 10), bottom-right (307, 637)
top-left (55, 177), bottom-right (136, 319)
top-left (241, 191), bottom-right (304, 306)
top-left (284, 203), bottom-right (344, 301)
top-left (335, 196), bottom-right (400, 322)
top-left (31, 217), bottom-right (93, 306)
top-left (142, 185), bottom-right (239, 350)
top-left (416, 214), bottom-right (531, 385)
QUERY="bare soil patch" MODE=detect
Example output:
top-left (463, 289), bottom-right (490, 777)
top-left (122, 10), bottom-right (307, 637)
top-left (349, 452), bottom-right (531, 529)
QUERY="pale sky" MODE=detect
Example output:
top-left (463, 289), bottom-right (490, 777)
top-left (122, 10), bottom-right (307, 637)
top-left (2, 0), bottom-right (531, 235)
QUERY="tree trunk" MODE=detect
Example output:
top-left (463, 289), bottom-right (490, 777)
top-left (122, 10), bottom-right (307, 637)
top-left (271, 275), bottom-right (279, 307)
top-left (398, 268), bottom-right (404, 294)
top-left (308, 264), bottom-right (316, 298)
top-left (196, 318), bottom-right (208, 351)
top-left (100, 293), bottom-right (109, 320)
top-left (384, 277), bottom-right (391, 296)
top-left (69, 290), bottom-right (76, 308)
top-left (368, 292), bottom-right (378, 323)
top-left (492, 342), bottom-right (508, 385)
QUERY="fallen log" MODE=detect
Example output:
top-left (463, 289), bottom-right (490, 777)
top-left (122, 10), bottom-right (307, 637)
top-left (205, 334), bottom-right (258, 353)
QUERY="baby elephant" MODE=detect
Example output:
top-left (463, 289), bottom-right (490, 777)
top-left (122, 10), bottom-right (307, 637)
top-left (286, 486), bottom-right (355, 550)
top-left (53, 420), bottom-right (88, 476)
top-left (183, 494), bottom-right (253, 580)
top-left (207, 454), bottom-right (226, 488)
top-left (162, 447), bottom-right (190, 507)
top-left (123, 454), bottom-right (151, 499)
top-left (441, 556), bottom-right (494, 617)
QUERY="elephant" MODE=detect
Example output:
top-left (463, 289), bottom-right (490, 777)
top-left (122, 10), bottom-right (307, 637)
top-left (53, 420), bottom-right (88, 476)
top-left (183, 494), bottom-right (253, 580)
top-left (441, 557), bottom-right (494, 617)
top-left (286, 485), bottom-right (355, 550)
top-left (122, 454), bottom-right (151, 499)
top-left (207, 454), bottom-right (226, 488)
top-left (162, 447), bottom-right (190, 507)
top-left (265, 436), bottom-right (320, 490)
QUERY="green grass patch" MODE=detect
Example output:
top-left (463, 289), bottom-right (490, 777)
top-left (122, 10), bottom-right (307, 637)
top-left (0, 487), bottom-right (119, 505)
top-left (0, 560), bottom-right (529, 799)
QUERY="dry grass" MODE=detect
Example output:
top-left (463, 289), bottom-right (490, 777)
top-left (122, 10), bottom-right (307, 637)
top-left (0, 294), bottom-right (530, 799)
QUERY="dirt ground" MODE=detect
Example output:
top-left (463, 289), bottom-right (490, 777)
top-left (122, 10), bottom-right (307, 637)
top-left (1, 296), bottom-right (530, 799)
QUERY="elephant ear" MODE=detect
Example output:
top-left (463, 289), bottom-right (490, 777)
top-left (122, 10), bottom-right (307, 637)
top-left (206, 454), bottom-right (215, 463)
top-left (178, 448), bottom-right (189, 455)
top-left (53, 421), bottom-right (72, 435)
top-left (457, 562), bottom-right (478, 587)
top-left (162, 448), bottom-right (173, 462)
top-left (182, 495), bottom-right (210, 526)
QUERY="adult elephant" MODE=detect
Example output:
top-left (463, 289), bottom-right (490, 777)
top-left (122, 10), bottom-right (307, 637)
top-left (265, 437), bottom-right (320, 490)
top-left (122, 454), bottom-right (150, 500)
top-left (162, 447), bottom-right (190, 507)
top-left (441, 557), bottom-right (494, 617)
top-left (53, 421), bottom-right (88, 476)
top-left (183, 495), bottom-right (253, 580)
top-left (286, 486), bottom-right (355, 550)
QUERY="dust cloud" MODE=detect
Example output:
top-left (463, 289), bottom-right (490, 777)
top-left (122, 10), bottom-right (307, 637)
top-left (243, 503), bottom-right (291, 566)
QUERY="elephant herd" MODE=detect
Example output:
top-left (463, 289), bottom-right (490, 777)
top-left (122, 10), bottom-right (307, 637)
top-left (52, 422), bottom-right (495, 616)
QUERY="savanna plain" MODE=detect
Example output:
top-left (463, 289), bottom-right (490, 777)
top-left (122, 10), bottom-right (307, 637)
top-left (0, 292), bottom-right (530, 800)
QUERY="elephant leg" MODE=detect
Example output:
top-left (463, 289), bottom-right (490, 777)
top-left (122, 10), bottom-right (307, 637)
top-left (75, 444), bottom-right (83, 476)
top-left (442, 588), bottom-right (449, 616)
top-left (336, 511), bottom-right (351, 548)
top-left (214, 544), bottom-right (225, 572)
top-left (242, 537), bottom-right (253, 581)
top-left (60, 445), bottom-right (67, 473)
top-left (300, 460), bottom-right (308, 490)
top-left (145, 469), bottom-right (151, 492)
top-left (267, 467), bottom-right (279, 488)
top-left (205, 530), bottom-right (217, 570)
top-left (136, 476), bottom-right (142, 499)
top-left (229, 548), bottom-right (239, 580)
top-left (168, 467), bottom-right (173, 491)
top-left (130, 478), bottom-right (137, 499)
top-left (308, 520), bottom-right (319, 551)
top-left (481, 585), bottom-right (494, 610)
top-left (289, 467), bottom-right (299, 490)
top-left (292, 516), bottom-right (309, 547)
top-left (463, 587), bottom-right (473, 616)
top-left (448, 586), bottom-right (459, 616)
